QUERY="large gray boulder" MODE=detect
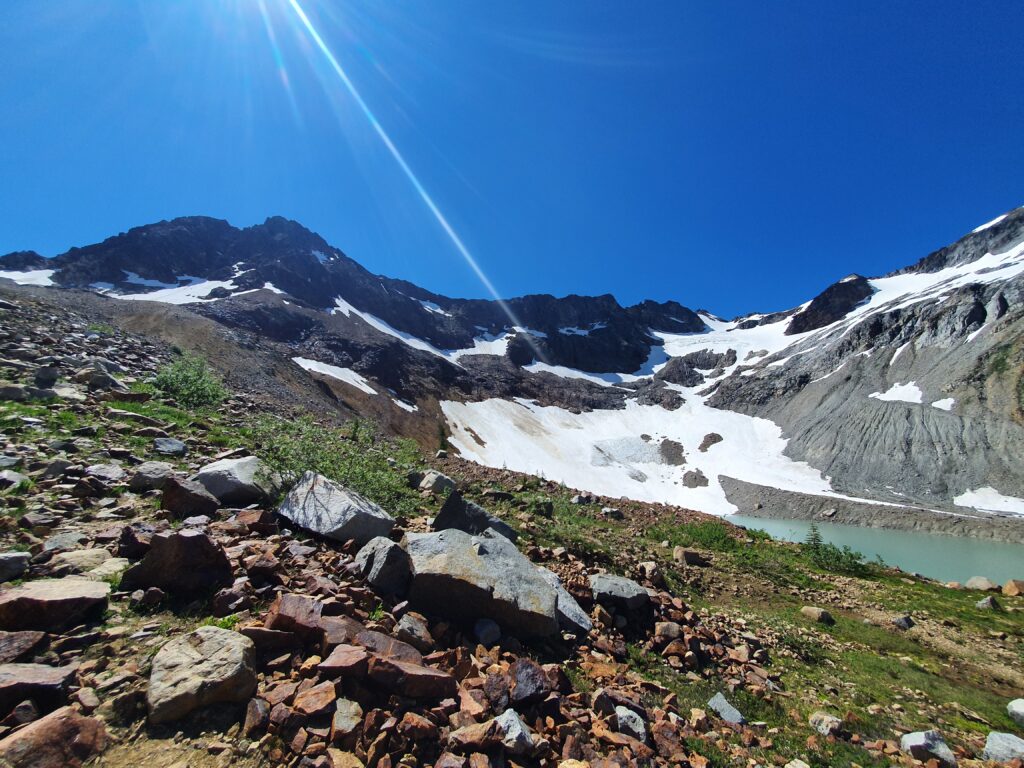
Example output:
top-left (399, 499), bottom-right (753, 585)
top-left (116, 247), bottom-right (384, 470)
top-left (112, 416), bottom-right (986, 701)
top-left (147, 626), bottom-right (256, 724)
top-left (191, 456), bottom-right (277, 506)
top-left (277, 472), bottom-right (394, 546)
top-left (983, 732), bottom-right (1024, 762)
top-left (403, 529), bottom-right (559, 637)
top-left (589, 573), bottom-right (651, 612)
top-left (536, 566), bottom-right (592, 637)
top-left (1009, 698), bottom-right (1024, 727)
top-left (433, 491), bottom-right (517, 541)
top-left (355, 537), bottom-right (411, 596)
top-left (900, 730), bottom-right (956, 768)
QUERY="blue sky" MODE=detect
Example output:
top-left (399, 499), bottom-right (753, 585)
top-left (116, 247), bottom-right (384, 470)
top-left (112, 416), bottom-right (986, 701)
top-left (1, 0), bottom-right (1020, 317)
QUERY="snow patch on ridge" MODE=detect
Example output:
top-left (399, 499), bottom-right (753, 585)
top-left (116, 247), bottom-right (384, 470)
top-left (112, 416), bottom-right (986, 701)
top-left (931, 398), bottom-right (955, 411)
top-left (869, 382), bottom-right (924, 404)
top-left (292, 357), bottom-right (376, 395)
top-left (0, 269), bottom-right (56, 286)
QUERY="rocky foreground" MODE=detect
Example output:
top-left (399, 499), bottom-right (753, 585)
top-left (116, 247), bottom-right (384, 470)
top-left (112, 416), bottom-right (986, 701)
top-left (0, 291), bottom-right (1022, 768)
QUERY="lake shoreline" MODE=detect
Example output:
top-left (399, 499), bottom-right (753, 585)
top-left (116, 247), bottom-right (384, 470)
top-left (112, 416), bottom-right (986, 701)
top-left (722, 476), bottom-right (1024, 543)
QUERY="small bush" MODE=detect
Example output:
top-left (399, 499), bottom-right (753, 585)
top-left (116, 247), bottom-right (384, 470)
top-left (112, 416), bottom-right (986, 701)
top-left (804, 538), bottom-right (870, 576)
top-left (153, 355), bottom-right (226, 409)
top-left (648, 519), bottom-right (738, 552)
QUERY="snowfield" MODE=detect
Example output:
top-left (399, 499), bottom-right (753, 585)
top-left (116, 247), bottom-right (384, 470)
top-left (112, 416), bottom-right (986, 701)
top-left (0, 269), bottom-right (55, 286)
top-left (869, 382), bottom-right (924, 404)
top-left (292, 357), bottom-right (376, 394)
top-left (441, 393), bottom-right (894, 516)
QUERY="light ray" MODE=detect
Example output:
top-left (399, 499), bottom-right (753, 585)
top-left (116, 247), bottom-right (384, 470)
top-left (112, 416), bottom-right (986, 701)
top-left (257, 0), bottom-right (304, 127)
top-left (283, 0), bottom-right (546, 362)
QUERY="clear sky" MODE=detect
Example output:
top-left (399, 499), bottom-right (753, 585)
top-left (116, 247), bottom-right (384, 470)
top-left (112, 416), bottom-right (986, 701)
top-left (1, 1), bottom-right (1020, 317)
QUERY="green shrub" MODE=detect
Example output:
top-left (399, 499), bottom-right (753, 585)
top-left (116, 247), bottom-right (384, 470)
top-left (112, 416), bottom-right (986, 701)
top-left (803, 537), bottom-right (870, 576)
top-left (153, 354), bottom-right (226, 409)
top-left (647, 519), bottom-right (738, 552)
top-left (247, 415), bottom-right (421, 518)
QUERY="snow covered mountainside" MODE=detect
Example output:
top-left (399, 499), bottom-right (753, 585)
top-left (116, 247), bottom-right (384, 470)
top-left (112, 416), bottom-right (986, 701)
top-left (3, 208), bottom-right (1024, 536)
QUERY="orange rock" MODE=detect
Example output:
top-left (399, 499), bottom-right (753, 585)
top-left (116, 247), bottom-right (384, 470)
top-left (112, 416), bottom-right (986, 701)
top-left (0, 706), bottom-right (106, 768)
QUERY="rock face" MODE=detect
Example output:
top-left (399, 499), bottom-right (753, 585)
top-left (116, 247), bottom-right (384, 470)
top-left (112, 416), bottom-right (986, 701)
top-left (901, 730), bottom-right (957, 768)
top-left (404, 529), bottom-right (560, 636)
top-left (277, 472), bottom-right (394, 545)
top-left (120, 530), bottom-right (233, 595)
top-left (0, 578), bottom-right (109, 632)
top-left (191, 456), bottom-right (276, 505)
top-left (0, 706), bottom-right (107, 768)
top-left (147, 626), bottom-right (257, 724)
top-left (354, 537), bottom-right (411, 596)
top-left (432, 491), bottom-right (517, 541)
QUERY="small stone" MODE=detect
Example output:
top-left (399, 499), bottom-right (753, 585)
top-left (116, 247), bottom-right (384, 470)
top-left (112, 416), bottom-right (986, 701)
top-left (293, 681), bottom-right (337, 717)
top-left (707, 692), bottom-right (745, 725)
top-left (473, 619), bottom-right (501, 646)
top-left (153, 438), bottom-right (187, 457)
top-left (614, 705), bottom-right (648, 743)
top-left (976, 595), bottom-right (1002, 611)
top-left (891, 615), bottom-right (914, 631)
top-left (809, 711), bottom-right (843, 737)
top-left (0, 552), bottom-right (30, 583)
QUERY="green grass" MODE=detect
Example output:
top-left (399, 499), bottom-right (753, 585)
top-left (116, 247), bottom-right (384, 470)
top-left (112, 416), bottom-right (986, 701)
top-left (246, 415), bottom-right (423, 518)
top-left (647, 519), bottom-right (739, 552)
top-left (200, 614), bottom-right (242, 631)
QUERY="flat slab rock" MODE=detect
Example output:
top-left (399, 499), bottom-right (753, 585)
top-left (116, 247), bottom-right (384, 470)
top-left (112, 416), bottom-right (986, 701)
top-left (147, 626), bottom-right (257, 724)
top-left (0, 578), bottom-right (110, 632)
top-left (0, 705), bottom-right (107, 768)
top-left (0, 662), bottom-right (77, 714)
top-left (191, 456), bottom-right (276, 505)
top-left (404, 529), bottom-right (560, 637)
top-left (278, 472), bottom-right (394, 546)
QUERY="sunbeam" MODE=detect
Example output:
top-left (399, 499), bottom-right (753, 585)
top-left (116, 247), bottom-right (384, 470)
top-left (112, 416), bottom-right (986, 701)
top-left (282, 0), bottom-right (546, 363)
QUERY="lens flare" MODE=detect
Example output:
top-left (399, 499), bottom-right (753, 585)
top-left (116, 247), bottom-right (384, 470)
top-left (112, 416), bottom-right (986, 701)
top-left (283, 0), bottom-right (546, 362)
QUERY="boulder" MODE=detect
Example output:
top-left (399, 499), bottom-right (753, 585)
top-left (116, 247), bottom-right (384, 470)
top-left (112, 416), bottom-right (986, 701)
top-left (120, 530), bottom-right (233, 595)
top-left (707, 692), bottom-right (745, 725)
top-left (354, 537), bottom-right (411, 596)
top-left (191, 456), bottom-right (276, 505)
top-left (982, 732), bottom-right (1024, 762)
top-left (809, 711), bottom-right (844, 738)
top-left (367, 656), bottom-right (457, 699)
top-left (0, 663), bottom-right (77, 714)
top-left (1002, 579), bottom-right (1024, 597)
top-left (1009, 698), bottom-right (1024, 727)
top-left (965, 576), bottom-right (998, 591)
top-left (147, 626), bottom-right (256, 724)
top-left (976, 595), bottom-right (1002, 611)
top-left (84, 463), bottom-right (126, 484)
top-left (418, 470), bottom-right (456, 495)
top-left (160, 476), bottom-right (220, 519)
top-left (449, 708), bottom-right (540, 756)
top-left (901, 730), bottom-right (957, 768)
top-left (128, 461), bottom-right (174, 493)
top-left (432, 491), bottom-right (517, 541)
top-left (404, 529), bottom-right (559, 637)
top-left (0, 706), bottom-right (106, 768)
top-left (614, 705), bottom-right (648, 743)
top-left (536, 566), bottom-right (592, 637)
top-left (800, 606), bottom-right (835, 625)
top-left (589, 573), bottom-right (650, 612)
top-left (278, 472), bottom-right (394, 546)
top-left (50, 548), bottom-right (110, 573)
top-left (0, 578), bottom-right (109, 632)
top-left (0, 632), bottom-right (46, 664)
top-left (153, 438), bottom-right (187, 457)
top-left (0, 552), bottom-right (30, 583)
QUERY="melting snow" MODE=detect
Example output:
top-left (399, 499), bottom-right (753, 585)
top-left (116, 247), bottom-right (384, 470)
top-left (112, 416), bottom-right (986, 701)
top-left (0, 269), bottom-right (56, 286)
top-left (418, 299), bottom-right (451, 317)
top-left (954, 487), bottom-right (1024, 516)
top-left (292, 357), bottom-right (376, 395)
top-left (889, 341), bottom-right (911, 366)
top-left (869, 382), bottom-right (924, 404)
top-left (971, 213), bottom-right (1009, 233)
top-left (115, 276), bottom-right (237, 304)
top-left (931, 398), bottom-right (955, 411)
top-left (558, 322), bottom-right (607, 336)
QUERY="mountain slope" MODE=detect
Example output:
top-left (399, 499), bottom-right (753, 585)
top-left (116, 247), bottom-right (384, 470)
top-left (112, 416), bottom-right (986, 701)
top-left (2, 206), bottom-right (1023, 535)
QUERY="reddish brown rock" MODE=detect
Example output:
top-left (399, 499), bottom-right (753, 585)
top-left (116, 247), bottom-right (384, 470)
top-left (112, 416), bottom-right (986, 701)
top-left (318, 644), bottom-right (370, 678)
top-left (320, 615), bottom-right (366, 647)
top-left (0, 631), bottom-right (46, 664)
top-left (354, 630), bottom-right (422, 665)
top-left (265, 594), bottom-right (324, 640)
top-left (398, 711), bottom-right (438, 740)
top-left (0, 705), bottom-right (106, 767)
top-left (0, 663), bottom-right (77, 714)
top-left (367, 657), bottom-right (457, 699)
top-left (293, 681), bottom-right (337, 717)
top-left (244, 698), bottom-right (270, 737)
top-left (0, 579), bottom-right (109, 632)
top-left (160, 476), bottom-right (219, 519)
top-left (120, 530), bottom-right (232, 595)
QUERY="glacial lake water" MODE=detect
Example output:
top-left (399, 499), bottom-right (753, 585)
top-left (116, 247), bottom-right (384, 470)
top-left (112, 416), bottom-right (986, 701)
top-left (728, 515), bottom-right (1024, 585)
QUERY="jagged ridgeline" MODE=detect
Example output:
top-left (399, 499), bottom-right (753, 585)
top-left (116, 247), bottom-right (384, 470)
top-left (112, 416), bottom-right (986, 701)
top-left (2, 207), bottom-right (1024, 537)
